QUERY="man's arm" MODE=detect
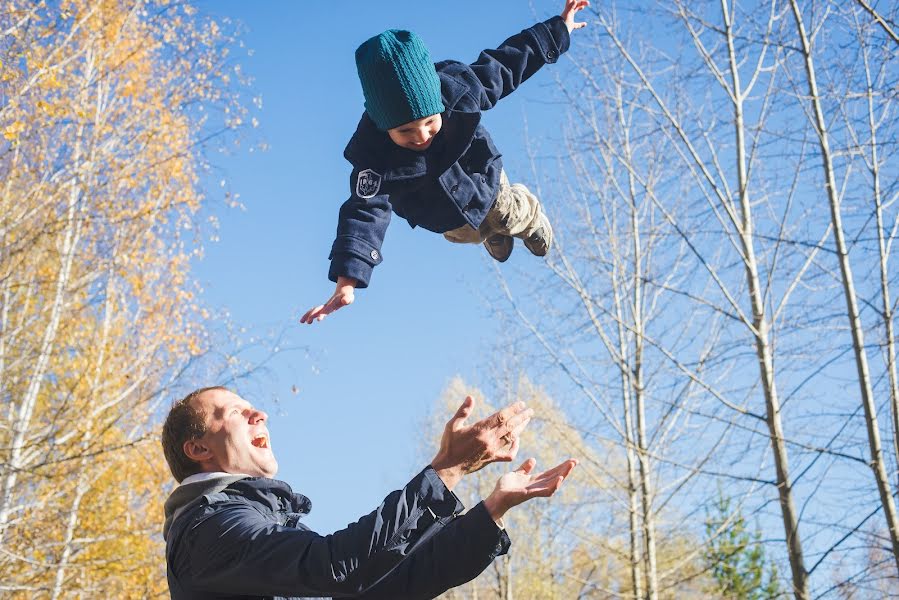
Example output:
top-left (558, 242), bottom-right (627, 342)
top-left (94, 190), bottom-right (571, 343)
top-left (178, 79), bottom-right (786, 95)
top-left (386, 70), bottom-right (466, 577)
top-left (354, 501), bottom-right (509, 600)
top-left (175, 398), bottom-right (532, 597)
top-left (181, 466), bottom-right (463, 598)
top-left (356, 458), bottom-right (578, 600)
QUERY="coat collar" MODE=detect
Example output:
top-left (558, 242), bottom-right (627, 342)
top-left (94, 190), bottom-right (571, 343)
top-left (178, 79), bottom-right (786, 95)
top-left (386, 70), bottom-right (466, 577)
top-left (225, 477), bottom-right (313, 516)
top-left (162, 475), bottom-right (311, 540)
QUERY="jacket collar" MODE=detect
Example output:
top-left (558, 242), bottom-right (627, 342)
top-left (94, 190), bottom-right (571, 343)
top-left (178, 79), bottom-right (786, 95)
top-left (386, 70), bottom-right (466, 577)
top-left (162, 475), bottom-right (311, 540)
top-left (163, 473), bottom-right (249, 540)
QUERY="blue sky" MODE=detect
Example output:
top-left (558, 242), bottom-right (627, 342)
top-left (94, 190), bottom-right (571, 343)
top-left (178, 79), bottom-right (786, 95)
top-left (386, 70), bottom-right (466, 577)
top-left (191, 1), bottom-right (573, 533)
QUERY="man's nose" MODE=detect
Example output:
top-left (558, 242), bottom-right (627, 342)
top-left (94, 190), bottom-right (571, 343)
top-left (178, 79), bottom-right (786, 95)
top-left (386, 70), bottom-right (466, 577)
top-left (249, 408), bottom-right (267, 424)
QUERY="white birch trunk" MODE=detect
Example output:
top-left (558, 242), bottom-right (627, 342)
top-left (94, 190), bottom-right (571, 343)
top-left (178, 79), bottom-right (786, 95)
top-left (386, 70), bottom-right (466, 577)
top-left (720, 2), bottom-right (809, 596)
top-left (0, 49), bottom-right (93, 545)
top-left (789, 0), bottom-right (899, 572)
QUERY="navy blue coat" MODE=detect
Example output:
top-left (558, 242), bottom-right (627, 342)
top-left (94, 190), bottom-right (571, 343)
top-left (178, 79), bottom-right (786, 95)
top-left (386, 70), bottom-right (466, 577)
top-left (163, 468), bottom-right (510, 599)
top-left (329, 17), bottom-right (571, 287)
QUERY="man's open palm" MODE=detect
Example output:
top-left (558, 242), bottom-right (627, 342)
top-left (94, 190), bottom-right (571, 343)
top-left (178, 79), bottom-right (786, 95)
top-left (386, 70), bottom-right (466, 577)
top-left (484, 458), bottom-right (578, 520)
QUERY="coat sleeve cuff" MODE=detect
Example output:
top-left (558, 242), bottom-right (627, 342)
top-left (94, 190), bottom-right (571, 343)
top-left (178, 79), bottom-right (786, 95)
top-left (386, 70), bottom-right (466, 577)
top-left (328, 255), bottom-right (373, 288)
top-left (328, 235), bottom-right (385, 288)
top-left (530, 16), bottom-right (571, 64)
top-left (420, 466), bottom-right (465, 518)
top-left (467, 501), bottom-right (512, 558)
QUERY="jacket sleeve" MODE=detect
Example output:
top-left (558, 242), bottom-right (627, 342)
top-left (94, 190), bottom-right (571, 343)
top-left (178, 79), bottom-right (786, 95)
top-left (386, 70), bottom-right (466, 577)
top-left (328, 169), bottom-right (391, 288)
top-left (181, 467), bottom-right (464, 598)
top-left (466, 16), bottom-right (571, 110)
top-left (354, 501), bottom-right (511, 600)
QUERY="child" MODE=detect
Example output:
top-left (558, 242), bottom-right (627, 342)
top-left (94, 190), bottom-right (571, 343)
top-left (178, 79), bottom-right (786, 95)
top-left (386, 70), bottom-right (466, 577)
top-left (301, 0), bottom-right (588, 324)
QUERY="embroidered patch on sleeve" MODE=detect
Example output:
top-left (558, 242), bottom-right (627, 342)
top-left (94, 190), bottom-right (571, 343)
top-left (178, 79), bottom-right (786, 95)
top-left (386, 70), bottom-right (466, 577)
top-left (356, 169), bottom-right (382, 198)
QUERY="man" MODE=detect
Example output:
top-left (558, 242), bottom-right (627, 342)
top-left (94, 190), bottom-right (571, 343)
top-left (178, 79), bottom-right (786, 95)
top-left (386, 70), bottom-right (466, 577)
top-left (161, 386), bottom-right (577, 599)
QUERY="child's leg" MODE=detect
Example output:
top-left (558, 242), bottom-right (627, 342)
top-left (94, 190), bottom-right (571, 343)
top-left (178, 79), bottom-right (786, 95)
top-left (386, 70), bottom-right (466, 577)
top-left (483, 171), bottom-right (552, 256)
top-left (444, 221), bottom-right (514, 262)
top-left (443, 224), bottom-right (482, 244)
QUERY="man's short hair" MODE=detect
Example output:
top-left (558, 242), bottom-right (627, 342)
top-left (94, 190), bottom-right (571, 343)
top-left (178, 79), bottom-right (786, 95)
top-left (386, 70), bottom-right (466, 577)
top-left (161, 386), bottom-right (226, 483)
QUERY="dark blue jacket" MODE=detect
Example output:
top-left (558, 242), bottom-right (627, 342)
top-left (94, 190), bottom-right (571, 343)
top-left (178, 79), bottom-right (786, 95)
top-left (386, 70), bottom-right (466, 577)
top-left (329, 17), bottom-right (571, 287)
top-left (163, 467), bottom-right (510, 599)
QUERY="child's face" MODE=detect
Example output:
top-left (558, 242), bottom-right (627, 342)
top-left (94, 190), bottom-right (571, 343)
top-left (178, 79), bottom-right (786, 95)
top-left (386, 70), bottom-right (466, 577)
top-left (387, 113), bottom-right (443, 151)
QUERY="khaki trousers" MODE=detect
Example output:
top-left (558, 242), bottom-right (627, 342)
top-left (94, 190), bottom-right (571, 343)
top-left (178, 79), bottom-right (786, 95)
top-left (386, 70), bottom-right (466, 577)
top-left (443, 171), bottom-right (544, 244)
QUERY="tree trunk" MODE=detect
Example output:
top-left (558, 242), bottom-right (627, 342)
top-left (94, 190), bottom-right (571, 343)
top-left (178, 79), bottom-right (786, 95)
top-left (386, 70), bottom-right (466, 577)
top-left (720, 2), bottom-right (810, 596)
top-left (789, 0), bottom-right (899, 572)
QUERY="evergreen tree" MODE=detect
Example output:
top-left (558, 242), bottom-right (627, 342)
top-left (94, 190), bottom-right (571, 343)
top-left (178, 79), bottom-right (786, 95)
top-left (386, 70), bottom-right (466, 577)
top-left (704, 493), bottom-right (781, 599)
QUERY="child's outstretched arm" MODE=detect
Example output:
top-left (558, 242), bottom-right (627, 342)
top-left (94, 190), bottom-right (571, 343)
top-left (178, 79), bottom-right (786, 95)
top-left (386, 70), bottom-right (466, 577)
top-left (303, 164), bottom-right (392, 326)
top-left (447, 1), bottom-right (589, 112)
top-left (300, 276), bottom-right (358, 324)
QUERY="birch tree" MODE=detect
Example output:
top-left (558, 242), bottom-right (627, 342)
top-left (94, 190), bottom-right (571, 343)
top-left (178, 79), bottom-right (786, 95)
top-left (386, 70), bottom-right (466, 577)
top-left (785, 0), bottom-right (899, 572)
top-left (494, 0), bottom-right (899, 596)
top-left (0, 0), bottom-right (256, 594)
top-left (425, 377), bottom-right (713, 599)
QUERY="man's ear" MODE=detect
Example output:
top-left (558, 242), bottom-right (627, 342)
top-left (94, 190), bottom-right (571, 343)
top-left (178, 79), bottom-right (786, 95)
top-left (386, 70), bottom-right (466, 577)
top-left (183, 439), bottom-right (212, 462)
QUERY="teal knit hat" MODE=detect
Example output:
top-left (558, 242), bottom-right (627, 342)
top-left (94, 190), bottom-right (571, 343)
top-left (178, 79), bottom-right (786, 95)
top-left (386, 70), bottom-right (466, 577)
top-left (355, 29), bottom-right (444, 131)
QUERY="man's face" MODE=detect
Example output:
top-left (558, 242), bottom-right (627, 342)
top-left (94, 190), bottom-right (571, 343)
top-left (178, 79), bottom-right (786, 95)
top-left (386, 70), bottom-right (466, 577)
top-left (387, 113), bottom-right (443, 151)
top-left (187, 388), bottom-right (278, 478)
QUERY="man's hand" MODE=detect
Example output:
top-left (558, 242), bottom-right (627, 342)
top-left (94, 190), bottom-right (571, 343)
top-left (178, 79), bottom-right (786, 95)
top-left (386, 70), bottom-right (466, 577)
top-left (483, 458), bottom-right (578, 521)
top-left (300, 277), bottom-right (357, 324)
top-left (430, 396), bottom-right (533, 491)
top-left (561, 0), bottom-right (589, 33)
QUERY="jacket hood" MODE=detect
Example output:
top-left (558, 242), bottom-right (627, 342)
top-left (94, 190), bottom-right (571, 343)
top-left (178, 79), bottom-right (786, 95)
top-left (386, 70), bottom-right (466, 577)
top-left (163, 475), bottom-right (314, 541)
top-left (163, 474), bottom-right (249, 540)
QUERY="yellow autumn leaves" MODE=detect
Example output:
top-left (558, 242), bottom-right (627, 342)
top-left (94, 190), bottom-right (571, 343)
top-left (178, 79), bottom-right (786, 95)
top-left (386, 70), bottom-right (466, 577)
top-left (0, 1), bottom-right (253, 596)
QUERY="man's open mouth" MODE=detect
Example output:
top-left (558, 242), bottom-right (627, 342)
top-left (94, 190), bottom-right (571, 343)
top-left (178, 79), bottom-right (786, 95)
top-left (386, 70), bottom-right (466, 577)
top-left (251, 434), bottom-right (269, 449)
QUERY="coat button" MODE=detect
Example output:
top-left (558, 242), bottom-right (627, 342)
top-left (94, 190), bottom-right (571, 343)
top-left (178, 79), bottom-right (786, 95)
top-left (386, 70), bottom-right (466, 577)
top-left (451, 184), bottom-right (459, 194)
top-left (370, 249), bottom-right (380, 261)
top-left (547, 50), bottom-right (556, 60)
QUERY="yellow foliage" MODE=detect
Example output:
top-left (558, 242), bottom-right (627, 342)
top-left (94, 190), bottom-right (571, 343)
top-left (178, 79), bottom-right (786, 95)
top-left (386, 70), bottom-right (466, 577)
top-left (0, 0), bottom-right (254, 595)
top-left (428, 377), bottom-right (712, 599)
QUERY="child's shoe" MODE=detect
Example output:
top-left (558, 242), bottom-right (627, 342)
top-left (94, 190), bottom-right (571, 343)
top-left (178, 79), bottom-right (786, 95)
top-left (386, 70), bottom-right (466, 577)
top-left (523, 213), bottom-right (552, 257)
top-left (484, 234), bottom-right (513, 262)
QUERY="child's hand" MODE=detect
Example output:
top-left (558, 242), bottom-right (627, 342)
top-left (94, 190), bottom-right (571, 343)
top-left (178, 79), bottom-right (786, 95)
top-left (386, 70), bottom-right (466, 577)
top-left (561, 0), bottom-right (589, 33)
top-left (300, 277), bottom-right (357, 324)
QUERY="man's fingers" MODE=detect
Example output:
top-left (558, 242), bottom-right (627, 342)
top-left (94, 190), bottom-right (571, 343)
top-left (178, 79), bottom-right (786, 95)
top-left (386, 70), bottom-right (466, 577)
top-left (528, 460), bottom-right (576, 490)
top-left (494, 401), bottom-right (527, 428)
top-left (449, 396), bottom-right (475, 431)
top-left (518, 459), bottom-right (576, 495)
top-left (501, 434), bottom-right (521, 462)
top-left (538, 459), bottom-right (578, 481)
top-left (525, 475), bottom-right (565, 498)
top-left (515, 457), bottom-right (537, 474)
top-left (504, 409), bottom-right (533, 438)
